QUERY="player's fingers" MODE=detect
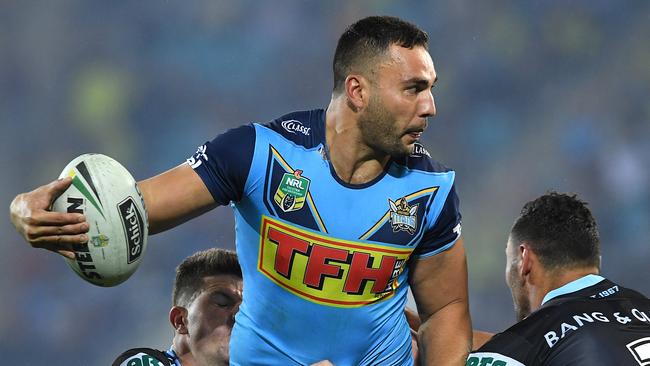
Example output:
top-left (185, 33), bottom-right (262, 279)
top-left (26, 209), bottom-right (85, 226)
top-left (52, 248), bottom-right (76, 260)
top-left (44, 176), bottom-right (73, 199)
top-left (24, 222), bottom-right (89, 240)
top-left (30, 233), bottom-right (88, 249)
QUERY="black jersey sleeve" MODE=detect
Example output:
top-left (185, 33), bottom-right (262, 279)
top-left (187, 124), bottom-right (256, 205)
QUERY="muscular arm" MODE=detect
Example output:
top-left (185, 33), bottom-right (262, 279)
top-left (409, 237), bottom-right (471, 365)
top-left (138, 163), bottom-right (216, 234)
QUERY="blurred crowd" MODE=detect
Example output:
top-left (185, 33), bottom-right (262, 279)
top-left (1, 1), bottom-right (648, 364)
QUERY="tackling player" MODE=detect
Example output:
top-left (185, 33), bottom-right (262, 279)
top-left (468, 192), bottom-right (650, 365)
top-left (112, 248), bottom-right (242, 366)
top-left (11, 16), bottom-right (471, 365)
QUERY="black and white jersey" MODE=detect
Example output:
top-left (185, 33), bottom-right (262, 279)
top-left (112, 347), bottom-right (180, 366)
top-left (468, 275), bottom-right (650, 366)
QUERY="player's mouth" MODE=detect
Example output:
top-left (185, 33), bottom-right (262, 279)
top-left (404, 130), bottom-right (424, 142)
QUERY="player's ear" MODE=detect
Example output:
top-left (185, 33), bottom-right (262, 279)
top-left (344, 74), bottom-right (369, 111)
top-left (519, 243), bottom-right (533, 277)
top-left (169, 306), bottom-right (189, 335)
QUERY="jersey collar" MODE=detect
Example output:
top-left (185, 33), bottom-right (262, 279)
top-left (541, 274), bottom-right (605, 306)
top-left (166, 348), bottom-right (182, 366)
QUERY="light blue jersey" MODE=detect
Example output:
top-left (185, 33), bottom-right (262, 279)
top-left (189, 109), bottom-right (461, 365)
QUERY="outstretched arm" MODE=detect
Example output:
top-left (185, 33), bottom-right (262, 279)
top-left (410, 237), bottom-right (472, 365)
top-left (10, 162), bottom-right (215, 256)
top-left (138, 163), bottom-right (216, 234)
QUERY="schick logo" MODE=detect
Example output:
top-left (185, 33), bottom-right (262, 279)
top-left (273, 170), bottom-right (311, 213)
top-left (118, 197), bottom-right (145, 263)
top-left (281, 119), bottom-right (311, 136)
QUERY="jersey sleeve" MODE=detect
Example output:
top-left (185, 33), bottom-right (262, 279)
top-left (413, 184), bottom-right (462, 258)
top-left (186, 124), bottom-right (255, 206)
top-left (111, 348), bottom-right (172, 366)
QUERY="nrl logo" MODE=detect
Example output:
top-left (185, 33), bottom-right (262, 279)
top-left (388, 197), bottom-right (418, 235)
top-left (274, 170), bottom-right (311, 213)
top-left (90, 234), bottom-right (109, 248)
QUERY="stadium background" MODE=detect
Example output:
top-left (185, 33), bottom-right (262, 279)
top-left (1, 1), bottom-right (648, 364)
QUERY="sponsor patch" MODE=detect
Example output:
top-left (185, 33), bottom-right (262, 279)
top-left (273, 170), bottom-right (310, 213)
top-left (258, 216), bottom-right (412, 307)
top-left (466, 352), bottom-right (525, 366)
top-left (187, 144), bottom-right (208, 169)
top-left (627, 337), bottom-right (650, 365)
top-left (118, 197), bottom-right (145, 263)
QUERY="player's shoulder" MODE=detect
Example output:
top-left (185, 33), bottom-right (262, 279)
top-left (394, 143), bottom-right (455, 175)
top-left (255, 108), bottom-right (326, 149)
top-left (112, 347), bottom-right (174, 366)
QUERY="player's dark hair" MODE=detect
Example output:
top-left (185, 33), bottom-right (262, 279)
top-left (172, 248), bottom-right (242, 306)
top-left (333, 16), bottom-right (429, 93)
top-left (511, 192), bottom-right (600, 270)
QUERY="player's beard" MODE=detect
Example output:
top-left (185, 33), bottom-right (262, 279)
top-left (358, 95), bottom-right (413, 158)
top-left (508, 265), bottom-right (531, 322)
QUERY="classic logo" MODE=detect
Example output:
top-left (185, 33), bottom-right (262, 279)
top-left (388, 197), bottom-right (418, 235)
top-left (273, 170), bottom-right (311, 212)
top-left (410, 143), bottom-right (431, 158)
top-left (281, 119), bottom-right (311, 136)
top-left (118, 197), bottom-right (145, 263)
top-left (627, 337), bottom-right (650, 366)
top-left (258, 216), bottom-right (412, 307)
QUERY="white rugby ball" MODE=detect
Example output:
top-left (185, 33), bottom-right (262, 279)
top-left (51, 153), bottom-right (148, 287)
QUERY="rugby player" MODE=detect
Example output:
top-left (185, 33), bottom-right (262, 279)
top-left (468, 192), bottom-right (650, 365)
top-left (11, 16), bottom-right (471, 364)
top-left (112, 248), bottom-right (242, 366)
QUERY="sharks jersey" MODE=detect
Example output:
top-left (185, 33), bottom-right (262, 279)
top-left (188, 109), bottom-right (462, 365)
top-left (468, 275), bottom-right (650, 366)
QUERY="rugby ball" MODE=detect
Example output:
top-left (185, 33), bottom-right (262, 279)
top-left (51, 154), bottom-right (148, 287)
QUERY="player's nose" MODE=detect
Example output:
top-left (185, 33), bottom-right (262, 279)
top-left (419, 90), bottom-right (436, 118)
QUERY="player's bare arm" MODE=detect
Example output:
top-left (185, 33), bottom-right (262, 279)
top-left (138, 163), bottom-right (216, 234)
top-left (410, 237), bottom-right (471, 365)
top-left (10, 163), bottom-right (214, 257)
top-left (9, 177), bottom-right (89, 258)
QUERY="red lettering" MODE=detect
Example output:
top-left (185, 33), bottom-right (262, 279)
top-left (304, 245), bottom-right (349, 289)
top-left (268, 228), bottom-right (310, 279)
top-left (344, 253), bottom-right (396, 294)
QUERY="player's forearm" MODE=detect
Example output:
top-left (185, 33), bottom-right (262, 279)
top-left (418, 300), bottom-right (472, 365)
top-left (137, 164), bottom-right (216, 235)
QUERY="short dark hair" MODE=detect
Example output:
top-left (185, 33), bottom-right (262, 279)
top-left (172, 248), bottom-right (242, 306)
top-left (332, 16), bottom-right (429, 93)
top-left (511, 192), bottom-right (600, 270)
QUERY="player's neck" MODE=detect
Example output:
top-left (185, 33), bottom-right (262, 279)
top-left (325, 99), bottom-right (391, 185)
top-left (532, 266), bottom-right (600, 310)
top-left (172, 338), bottom-right (195, 366)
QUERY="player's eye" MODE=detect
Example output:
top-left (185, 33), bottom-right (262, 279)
top-left (211, 293), bottom-right (235, 308)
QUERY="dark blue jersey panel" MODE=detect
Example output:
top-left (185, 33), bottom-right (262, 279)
top-left (415, 184), bottom-right (461, 256)
top-left (397, 143), bottom-right (453, 173)
top-left (263, 109), bottom-right (326, 149)
top-left (188, 124), bottom-right (255, 206)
